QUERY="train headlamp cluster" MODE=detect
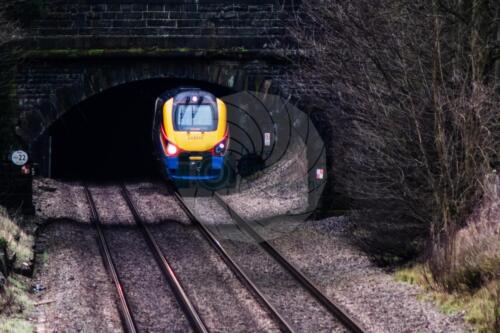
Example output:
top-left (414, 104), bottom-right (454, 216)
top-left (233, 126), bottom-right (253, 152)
top-left (166, 143), bottom-right (178, 156)
top-left (214, 143), bottom-right (225, 154)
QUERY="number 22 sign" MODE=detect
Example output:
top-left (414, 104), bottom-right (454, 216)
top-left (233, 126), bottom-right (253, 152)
top-left (11, 150), bottom-right (29, 166)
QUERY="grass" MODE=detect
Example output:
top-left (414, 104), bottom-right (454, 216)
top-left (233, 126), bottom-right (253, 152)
top-left (0, 275), bottom-right (34, 333)
top-left (396, 265), bottom-right (500, 332)
top-left (0, 206), bottom-right (35, 332)
top-left (0, 206), bottom-right (34, 267)
top-left (40, 250), bottom-right (48, 266)
top-left (394, 185), bottom-right (499, 332)
top-left (0, 318), bottom-right (33, 333)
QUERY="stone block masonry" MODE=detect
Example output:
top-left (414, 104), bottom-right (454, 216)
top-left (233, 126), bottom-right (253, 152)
top-left (9, 0), bottom-right (303, 179)
top-left (29, 0), bottom-right (292, 44)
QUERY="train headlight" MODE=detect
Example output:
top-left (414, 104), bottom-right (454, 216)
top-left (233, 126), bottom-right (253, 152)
top-left (167, 143), bottom-right (178, 156)
top-left (215, 143), bottom-right (225, 154)
top-left (213, 131), bottom-right (229, 156)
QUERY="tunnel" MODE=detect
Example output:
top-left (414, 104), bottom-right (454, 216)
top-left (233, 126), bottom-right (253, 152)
top-left (36, 79), bottom-right (234, 181)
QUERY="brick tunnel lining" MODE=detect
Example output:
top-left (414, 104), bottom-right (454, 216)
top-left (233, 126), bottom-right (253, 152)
top-left (40, 79), bottom-right (234, 181)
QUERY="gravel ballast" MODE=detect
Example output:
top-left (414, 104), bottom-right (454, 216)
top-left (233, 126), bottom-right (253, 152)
top-left (33, 178), bottom-right (90, 223)
top-left (268, 217), bottom-right (472, 333)
top-left (184, 194), bottom-right (349, 332)
top-left (128, 181), bottom-right (282, 332)
top-left (88, 185), bottom-right (192, 332)
top-left (33, 178), bottom-right (472, 332)
top-left (33, 221), bottom-right (122, 333)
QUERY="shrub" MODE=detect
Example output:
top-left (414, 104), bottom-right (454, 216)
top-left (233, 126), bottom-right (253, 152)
top-left (289, 0), bottom-right (500, 266)
top-left (0, 207), bottom-right (34, 269)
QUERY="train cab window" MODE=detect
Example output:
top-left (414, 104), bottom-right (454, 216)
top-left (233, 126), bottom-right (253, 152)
top-left (174, 104), bottom-right (217, 131)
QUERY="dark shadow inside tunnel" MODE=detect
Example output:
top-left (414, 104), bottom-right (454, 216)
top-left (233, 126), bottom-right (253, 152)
top-left (42, 79), bottom-right (234, 181)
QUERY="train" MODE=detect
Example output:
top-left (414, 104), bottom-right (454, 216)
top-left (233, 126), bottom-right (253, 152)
top-left (153, 88), bottom-right (232, 186)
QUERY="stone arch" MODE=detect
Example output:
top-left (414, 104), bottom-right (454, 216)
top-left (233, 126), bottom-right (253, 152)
top-left (17, 60), bottom-right (276, 146)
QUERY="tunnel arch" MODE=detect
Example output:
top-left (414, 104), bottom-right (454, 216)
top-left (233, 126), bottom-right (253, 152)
top-left (31, 76), bottom-right (242, 179)
top-left (17, 60), bottom-right (276, 146)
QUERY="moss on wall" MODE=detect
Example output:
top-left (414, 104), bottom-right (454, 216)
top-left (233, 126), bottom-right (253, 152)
top-left (22, 47), bottom-right (258, 60)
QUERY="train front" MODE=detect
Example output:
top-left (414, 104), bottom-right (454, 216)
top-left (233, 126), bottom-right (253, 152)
top-left (156, 90), bottom-right (229, 182)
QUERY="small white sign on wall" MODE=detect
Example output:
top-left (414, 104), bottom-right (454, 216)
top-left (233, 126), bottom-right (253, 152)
top-left (264, 132), bottom-right (271, 146)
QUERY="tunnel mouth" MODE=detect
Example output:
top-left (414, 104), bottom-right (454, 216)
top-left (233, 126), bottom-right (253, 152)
top-left (37, 79), bottom-right (235, 182)
top-left (237, 153), bottom-right (265, 178)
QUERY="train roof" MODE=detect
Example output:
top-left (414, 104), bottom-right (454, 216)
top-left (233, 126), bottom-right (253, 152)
top-left (158, 87), bottom-right (216, 102)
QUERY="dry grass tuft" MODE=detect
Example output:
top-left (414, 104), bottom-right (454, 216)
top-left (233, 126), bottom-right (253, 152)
top-left (0, 206), bottom-right (34, 267)
top-left (397, 266), bottom-right (499, 333)
top-left (430, 176), bottom-right (499, 292)
top-left (0, 275), bottom-right (34, 333)
top-left (397, 180), bottom-right (500, 332)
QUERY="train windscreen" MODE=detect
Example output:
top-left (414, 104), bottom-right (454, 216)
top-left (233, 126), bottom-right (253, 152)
top-left (174, 104), bottom-right (217, 131)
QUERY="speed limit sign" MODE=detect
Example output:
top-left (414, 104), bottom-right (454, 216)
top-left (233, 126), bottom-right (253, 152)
top-left (11, 150), bottom-right (29, 166)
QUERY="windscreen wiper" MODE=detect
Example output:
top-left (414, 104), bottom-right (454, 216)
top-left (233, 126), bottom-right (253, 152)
top-left (191, 96), bottom-right (203, 123)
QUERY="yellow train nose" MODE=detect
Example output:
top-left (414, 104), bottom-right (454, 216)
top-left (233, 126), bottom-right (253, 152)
top-left (162, 97), bottom-right (228, 152)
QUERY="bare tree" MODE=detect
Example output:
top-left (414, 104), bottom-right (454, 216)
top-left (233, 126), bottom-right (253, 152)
top-left (289, 0), bottom-right (499, 265)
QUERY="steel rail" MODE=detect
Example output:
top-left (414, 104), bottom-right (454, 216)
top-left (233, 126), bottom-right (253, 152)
top-left (213, 193), bottom-right (367, 333)
top-left (120, 184), bottom-right (209, 333)
top-left (83, 184), bottom-right (138, 333)
top-left (171, 189), bottom-right (296, 333)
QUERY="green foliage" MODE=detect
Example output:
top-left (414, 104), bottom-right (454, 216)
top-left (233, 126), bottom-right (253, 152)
top-left (0, 318), bottom-right (34, 333)
top-left (39, 250), bottom-right (48, 265)
top-left (0, 275), bottom-right (34, 333)
top-left (0, 237), bottom-right (7, 249)
top-left (396, 265), bottom-right (500, 332)
top-left (0, 207), bottom-right (34, 267)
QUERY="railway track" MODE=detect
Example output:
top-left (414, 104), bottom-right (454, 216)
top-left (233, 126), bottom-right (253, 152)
top-left (120, 184), bottom-right (209, 333)
top-left (167, 187), bottom-right (296, 333)
top-left (172, 185), bottom-right (367, 333)
top-left (84, 184), bottom-right (208, 333)
top-left (85, 181), bottom-right (366, 333)
top-left (83, 184), bottom-right (138, 333)
top-left (212, 193), bottom-right (366, 333)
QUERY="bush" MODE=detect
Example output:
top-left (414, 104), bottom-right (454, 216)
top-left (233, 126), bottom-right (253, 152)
top-left (0, 207), bottom-right (34, 270)
top-left (429, 175), bottom-right (499, 290)
top-left (291, 4), bottom-right (499, 329)
top-left (0, 275), bottom-right (34, 333)
top-left (289, 0), bottom-right (500, 265)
